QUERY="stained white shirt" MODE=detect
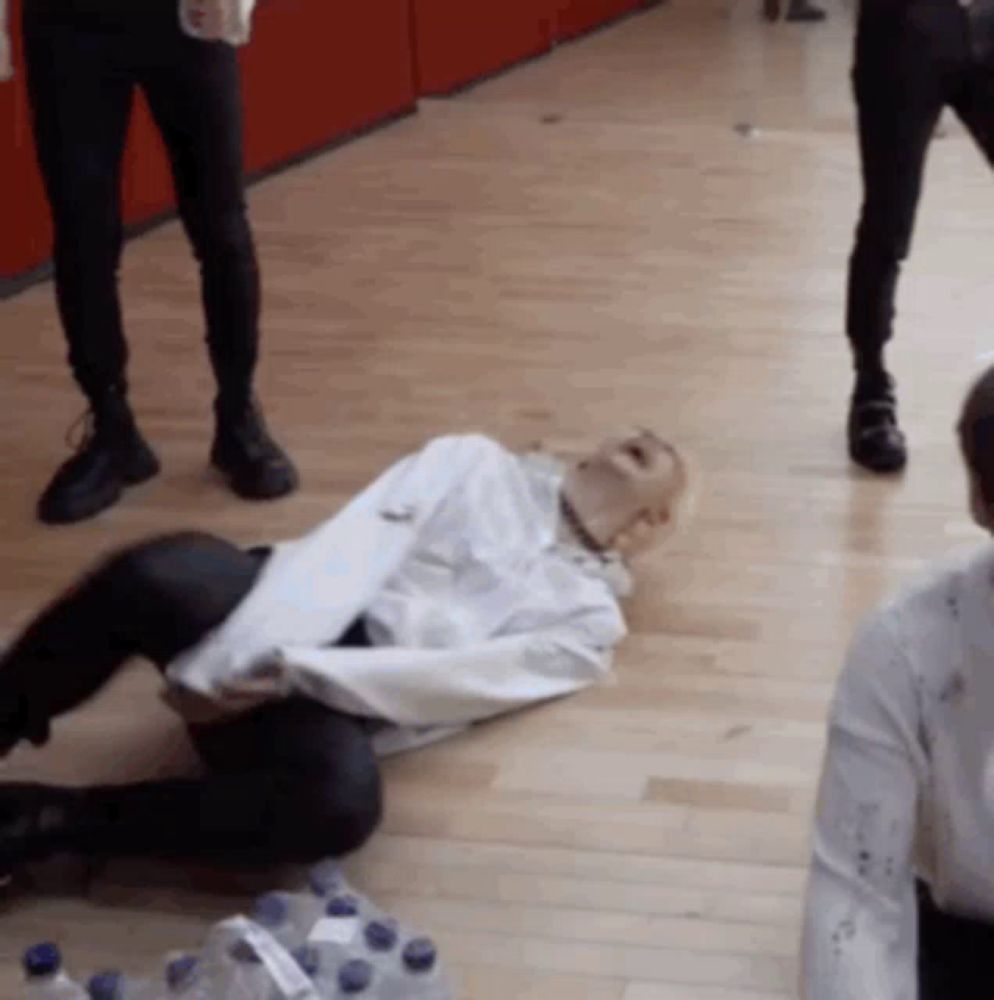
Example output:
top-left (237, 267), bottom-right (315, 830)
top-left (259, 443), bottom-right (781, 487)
top-left (0, 0), bottom-right (257, 82)
top-left (802, 543), bottom-right (994, 999)
top-left (165, 435), bottom-right (629, 756)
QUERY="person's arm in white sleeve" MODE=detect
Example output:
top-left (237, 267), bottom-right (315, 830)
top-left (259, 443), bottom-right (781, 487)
top-left (235, 608), bottom-right (624, 726)
top-left (801, 612), bottom-right (924, 1000)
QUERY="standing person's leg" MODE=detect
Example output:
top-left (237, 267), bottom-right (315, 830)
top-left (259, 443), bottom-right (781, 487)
top-left (917, 881), bottom-right (994, 999)
top-left (845, 4), bottom-right (952, 472)
top-left (0, 534), bottom-right (380, 872)
top-left (22, 0), bottom-right (159, 525)
top-left (785, 0), bottom-right (826, 23)
top-left (136, 0), bottom-right (297, 501)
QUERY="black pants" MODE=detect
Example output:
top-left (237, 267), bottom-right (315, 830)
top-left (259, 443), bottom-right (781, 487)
top-left (918, 880), bottom-right (994, 997)
top-left (847, 0), bottom-right (994, 358)
top-left (0, 534), bottom-right (382, 864)
top-left (22, 0), bottom-right (260, 405)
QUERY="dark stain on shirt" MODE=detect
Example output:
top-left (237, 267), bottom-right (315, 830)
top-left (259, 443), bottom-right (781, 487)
top-left (831, 918), bottom-right (857, 958)
top-left (939, 672), bottom-right (966, 704)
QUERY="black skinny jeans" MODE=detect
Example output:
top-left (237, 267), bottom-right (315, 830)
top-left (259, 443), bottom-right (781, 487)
top-left (0, 534), bottom-right (382, 864)
top-left (847, 0), bottom-right (994, 359)
top-left (22, 0), bottom-right (260, 405)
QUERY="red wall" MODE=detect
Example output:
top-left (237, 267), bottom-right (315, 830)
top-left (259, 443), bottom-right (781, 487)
top-left (1, 0), bottom-right (655, 283)
top-left (411, 0), bottom-right (555, 96)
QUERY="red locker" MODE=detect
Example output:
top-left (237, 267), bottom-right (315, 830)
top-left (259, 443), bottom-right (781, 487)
top-left (412, 0), bottom-right (555, 96)
top-left (240, 0), bottom-right (417, 176)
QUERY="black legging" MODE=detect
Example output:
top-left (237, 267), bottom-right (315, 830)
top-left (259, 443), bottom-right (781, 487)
top-left (21, 0), bottom-right (260, 405)
top-left (0, 533), bottom-right (382, 865)
top-left (847, 0), bottom-right (994, 362)
top-left (918, 880), bottom-right (994, 997)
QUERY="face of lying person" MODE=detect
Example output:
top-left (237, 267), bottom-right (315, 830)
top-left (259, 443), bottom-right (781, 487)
top-left (562, 429), bottom-right (689, 556)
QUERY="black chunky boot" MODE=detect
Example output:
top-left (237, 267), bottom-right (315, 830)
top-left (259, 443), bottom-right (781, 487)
top-left (786, 0), bottom-right (826, 21)
top-left (210, 397), bottom-right (298, 501)
top-left (37, 389), bottom-right (159, 525)
top-left (848, 371), bottom-right (907, 474)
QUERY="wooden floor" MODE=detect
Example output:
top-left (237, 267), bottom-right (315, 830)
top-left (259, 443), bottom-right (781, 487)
top-left (2, 0), bottom-right (994, 994)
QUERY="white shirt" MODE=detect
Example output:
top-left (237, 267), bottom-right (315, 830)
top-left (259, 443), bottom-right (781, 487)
top-left (165, 435), bottom-right (629, 756)
top-left (802, 543), bottom-right (994, 999)
top-left (0, 0), bottom-right (257, 82)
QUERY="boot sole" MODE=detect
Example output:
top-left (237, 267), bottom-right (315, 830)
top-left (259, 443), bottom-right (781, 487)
top-left (210, 456), bottom-right (300, 501)
top-left (38, 451), bottom-right (161, 525)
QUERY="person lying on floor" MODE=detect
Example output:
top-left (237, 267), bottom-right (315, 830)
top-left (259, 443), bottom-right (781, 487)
top-left (801, 364), bottom-right (994, 999)
top-left (0, 431), bottom-right (689, 879)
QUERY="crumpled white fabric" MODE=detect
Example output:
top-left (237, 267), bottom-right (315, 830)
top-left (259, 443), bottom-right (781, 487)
top-left (165, 435), bottom-right (629, 755)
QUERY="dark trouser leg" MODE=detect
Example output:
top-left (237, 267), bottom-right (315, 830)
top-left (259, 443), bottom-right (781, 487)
top-left (134, 4), bottom-right (259, 409)
top-left (918, 881), bottom-right (994, 999)
top-left (0, 533), bottom-right (262, 749)
top-left (80, 699), bottom-right (382, 864)
top-left (21, 1), bottom-right (134, 402)
top-left (846, 8), bottom-right (949, 376)
top-left (0, 534), bottom-right (380, 865)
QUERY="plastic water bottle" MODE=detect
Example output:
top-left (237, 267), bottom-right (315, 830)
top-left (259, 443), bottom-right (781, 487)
top-left (215, 939), bottom-right (277, 1000)
top-left (163, 955), bottom-right (204, 998)
top-left (307, 860), bottom-right (346, 900)
top-left (301, 893), bottom-right (361, 993)
top-left (86, 970), bottom-right (161, 1000)
top-left (358, 917), bottom-right (401, 979)
top-left (23, 943), bottom-right (87, 999)
top-left (250, 892), bottom-right (301, 951)
top-left (333, 958), bottom-right (376, 997)
top-left (381, 938), bottom-right (451, 999)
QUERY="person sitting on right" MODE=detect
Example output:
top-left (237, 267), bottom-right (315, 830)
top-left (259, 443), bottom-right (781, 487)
top-left (802, 364), bottom-right (994, 997)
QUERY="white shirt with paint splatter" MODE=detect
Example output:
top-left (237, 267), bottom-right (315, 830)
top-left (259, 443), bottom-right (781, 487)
top-left (802, 544), bottom-right (994, 999)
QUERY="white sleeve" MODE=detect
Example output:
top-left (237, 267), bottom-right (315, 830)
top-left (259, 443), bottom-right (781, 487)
top-left (240, 621), bottom-right (618, 726)
top-left (0, 0), bottom-right (13, 82)
top-left (801, 613), bottom-right (923, 1000)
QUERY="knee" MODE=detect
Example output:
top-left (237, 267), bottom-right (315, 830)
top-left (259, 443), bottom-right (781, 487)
top-left (853, 209), bottom-right (913, 264)
top-left (281, 767), bottom-right (383, 863)
top-left (109, 533), bottom-right (234, 592)
top-left (185, 204), bottom-right (256, 268)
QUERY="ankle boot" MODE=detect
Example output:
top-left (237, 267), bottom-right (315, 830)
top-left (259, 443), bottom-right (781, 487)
top-left (38, 389), bottom-right (159, 525)
top-left (210, 396), bottom-right (299, 501)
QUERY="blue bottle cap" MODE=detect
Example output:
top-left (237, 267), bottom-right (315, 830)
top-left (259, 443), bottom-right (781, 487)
top-left (165, 955), bottom-right (199, 992)
top-left (291, 945), bottom-right (320, 978)
top-left (403, 937), bottom-right (438, 973)
top-left (87, 971), bottom-right (123, 1000)
top-left (364, 919), bottom-right (399, 952)
top-left (23, 942), bottom-right (61, 978)
top-left (252, 891), bottom-right (289, 927)
top-left (325, 893), bottom-right (359, 917)
top-left (308, 860), bottom-right (343, 896)
top-left (338, 958), bottom-right (373, 994)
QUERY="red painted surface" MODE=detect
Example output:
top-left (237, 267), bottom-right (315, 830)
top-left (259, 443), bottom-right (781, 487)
top-left (239, 0), bottom-right (417, 175)
top-left (0, 0), bottom-right (52, 278)
top-left (411, 0), bottom-right (554, 96)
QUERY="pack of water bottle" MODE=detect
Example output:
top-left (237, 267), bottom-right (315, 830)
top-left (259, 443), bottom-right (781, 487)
top-left (20, 860), bottom-right (453, 999)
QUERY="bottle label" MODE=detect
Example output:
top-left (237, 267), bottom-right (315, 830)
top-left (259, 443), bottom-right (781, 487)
top-left (308, 916), bottom-right (360, 946)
